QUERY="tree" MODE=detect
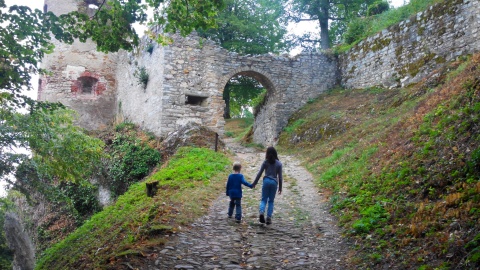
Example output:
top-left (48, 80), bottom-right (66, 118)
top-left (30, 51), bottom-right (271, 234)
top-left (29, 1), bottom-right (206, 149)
top-left (289, 0), bottom-right (379, 49)
top-left (0, 99), bottom-right (105, 191)
top-left (198, 0), bottom-right (288, 54)
top-left (223, 76), bottom-right (265, 118)
top-left (0, 0), bottom-right (224, 189)
top-left (198, 0), bottom-right (288, 118)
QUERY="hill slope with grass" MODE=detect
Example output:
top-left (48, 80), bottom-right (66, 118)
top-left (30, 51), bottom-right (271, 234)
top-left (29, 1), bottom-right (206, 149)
top-left (35, 147), bottom-right (230, 269)
top-left (278, 54), bottom-right (480, 269)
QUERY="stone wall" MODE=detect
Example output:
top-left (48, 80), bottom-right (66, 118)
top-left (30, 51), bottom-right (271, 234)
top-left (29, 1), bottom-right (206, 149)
top-left (340, 0), bottom-right (480, 89)
top-left (116, 33), bottom-right (338, 146)
top-left (38, 0), bottom-right (117, 131)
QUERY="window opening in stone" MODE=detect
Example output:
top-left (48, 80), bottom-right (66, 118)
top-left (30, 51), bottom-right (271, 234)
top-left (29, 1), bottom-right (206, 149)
top-left (185, 95), bottom-right (207, 106)
top-left (43, 4), bottom-right (48, 13)
top-left (78, 76), bottom-right (98, 94)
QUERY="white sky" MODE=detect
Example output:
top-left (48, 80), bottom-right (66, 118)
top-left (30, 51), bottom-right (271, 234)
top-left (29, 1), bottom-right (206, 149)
top-left (0, 0), bottom-right (407, 197)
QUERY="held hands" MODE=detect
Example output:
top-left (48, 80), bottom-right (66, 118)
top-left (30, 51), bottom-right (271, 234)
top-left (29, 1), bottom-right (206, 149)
top-left (278, 190), bottom-right (282, 195)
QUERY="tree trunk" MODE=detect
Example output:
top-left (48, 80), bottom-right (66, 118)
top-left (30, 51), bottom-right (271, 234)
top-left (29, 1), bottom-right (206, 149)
top-left (223, 87), bottom-right (231, 119)
top-left (319, 5), bottom-right (330, 50)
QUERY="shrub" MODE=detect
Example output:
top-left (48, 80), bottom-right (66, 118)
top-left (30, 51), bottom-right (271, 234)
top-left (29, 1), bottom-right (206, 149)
top-left (367, 1), bottom-right (390, 16)
top-left (344, 17), bottom-right (370, 45)
top-left (107, 124), bottom-right (161, 197)
top-left (352, 203), bottom-right (390, 234)
top-left (134, 66), bottom-right (149, 89)
top-left (146, 43), bottom-right (154, 55)
top-left (61, 182), bottom-right (101, 221)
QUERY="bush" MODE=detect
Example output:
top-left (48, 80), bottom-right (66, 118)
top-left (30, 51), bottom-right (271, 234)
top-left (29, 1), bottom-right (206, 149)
top-left (146, 43), bottom-right (154, 55)
top-left (107, 124), bottom-right (161, 197)
top-left (344, 17), bottom-right (370, 45)
top-left (367, 1), bottom-right (390, 16)
top-left (352, 203), bottom-right (389, 234)
top-left (61, 182), bottom-right (101, 221)
top-left (134, 66), bottom-right (149, 89)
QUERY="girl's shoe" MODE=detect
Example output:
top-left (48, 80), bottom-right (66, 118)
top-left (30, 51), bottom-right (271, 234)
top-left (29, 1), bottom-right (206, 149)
top-left (266, 217), bottom-right (272, 225)
top-left (235, 219), bottom-right (241, 223)
top-left (259, 213), bottom-right (265, 223)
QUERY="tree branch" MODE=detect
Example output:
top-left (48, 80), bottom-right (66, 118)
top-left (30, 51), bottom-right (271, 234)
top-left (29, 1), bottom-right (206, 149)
top-left (91, 0), bottom-right (107, 19)
top-left (328, 16), bottom-right (344, 21)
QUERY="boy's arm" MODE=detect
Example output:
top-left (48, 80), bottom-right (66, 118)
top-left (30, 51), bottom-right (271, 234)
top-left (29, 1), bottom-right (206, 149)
top-left (226, 175), bottom-right (231, 196)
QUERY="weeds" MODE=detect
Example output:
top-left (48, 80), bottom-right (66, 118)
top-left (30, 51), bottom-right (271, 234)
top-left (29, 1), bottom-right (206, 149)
top-left (279, 54), bottom-right (480, 268)
top-left (36, 147), bottom-right (230, 269)
top-left (135, 66), bottom-right (149, 89)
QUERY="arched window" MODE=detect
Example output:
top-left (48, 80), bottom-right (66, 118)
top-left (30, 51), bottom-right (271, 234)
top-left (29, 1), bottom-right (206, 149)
top-left (78, 76), bottom-right (98, 94)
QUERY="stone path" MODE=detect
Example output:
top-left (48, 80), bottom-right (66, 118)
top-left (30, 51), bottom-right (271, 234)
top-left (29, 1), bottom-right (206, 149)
top-left (146, 140), bottom-right (348, 269)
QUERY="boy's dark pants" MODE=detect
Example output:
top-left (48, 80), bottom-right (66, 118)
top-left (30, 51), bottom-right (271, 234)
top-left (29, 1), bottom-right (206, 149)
top-left (228, 198), bottom-right (242, 220)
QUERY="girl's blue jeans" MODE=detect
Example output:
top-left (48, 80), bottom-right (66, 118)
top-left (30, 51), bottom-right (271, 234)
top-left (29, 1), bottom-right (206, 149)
top-left (228, 198), bottom-right (242, 220)
top-left (259, 177), bottom-right (278, 218)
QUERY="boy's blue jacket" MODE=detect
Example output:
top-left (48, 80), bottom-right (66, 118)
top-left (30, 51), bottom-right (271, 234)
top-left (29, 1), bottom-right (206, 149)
top-left (226, 173), bottom-right (253, 198)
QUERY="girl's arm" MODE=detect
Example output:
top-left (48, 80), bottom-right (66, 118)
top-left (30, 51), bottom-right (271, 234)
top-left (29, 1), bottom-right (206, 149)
top-left (252, 161), bottom-right (266, 186)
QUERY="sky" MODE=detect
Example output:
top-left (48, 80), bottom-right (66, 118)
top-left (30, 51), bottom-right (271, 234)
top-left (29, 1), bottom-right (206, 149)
top-left (0, 0), bottom-right (408, 197)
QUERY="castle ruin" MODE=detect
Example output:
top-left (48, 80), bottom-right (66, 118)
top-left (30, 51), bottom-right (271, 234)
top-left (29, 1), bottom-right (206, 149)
top-left (39, 0), bottom-right (480, 146)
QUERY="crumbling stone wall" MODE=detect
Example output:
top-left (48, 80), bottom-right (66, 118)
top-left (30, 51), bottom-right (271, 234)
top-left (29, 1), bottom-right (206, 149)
top-left (116, 33), bottom-right (339, 146)
top-left (4, 212), bottom-right (35, 270)
top-left (38, 0), bottom-right (117, 131)
top-left (340, 0), bottom-right (480, 89)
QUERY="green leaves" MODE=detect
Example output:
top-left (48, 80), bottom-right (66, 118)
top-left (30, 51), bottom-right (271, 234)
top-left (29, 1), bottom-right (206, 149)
top-left (1, 0), bottom-right (226, 191)
top-left (224, 75), bottom-right (266, 119)
top-left (0, 97), bottom-right (105, 186)
top-left (198, 0), bottom-right (289, 55)
top-left (107, 123), bottom-right (161, 197)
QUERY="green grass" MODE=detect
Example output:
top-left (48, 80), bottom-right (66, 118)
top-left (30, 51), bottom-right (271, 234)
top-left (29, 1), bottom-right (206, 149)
top-left (336, 0), bottom-right (445, 53)
top-left (224, 117), bottom-right (255, 144)
top-left (36, 147), bottom-right (230, 269)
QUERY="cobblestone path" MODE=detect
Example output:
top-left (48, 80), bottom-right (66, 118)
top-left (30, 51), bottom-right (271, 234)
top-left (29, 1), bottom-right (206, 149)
top-left (147, 141), bottom-right (348, 269)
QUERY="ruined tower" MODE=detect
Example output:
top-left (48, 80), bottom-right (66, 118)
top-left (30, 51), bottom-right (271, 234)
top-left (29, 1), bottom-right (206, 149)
top-left (38, 0), bottom-right (117, 130)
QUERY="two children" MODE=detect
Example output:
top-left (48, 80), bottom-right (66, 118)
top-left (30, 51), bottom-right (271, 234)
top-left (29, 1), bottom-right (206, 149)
top-left (225, 162), bottom-right (254, 223)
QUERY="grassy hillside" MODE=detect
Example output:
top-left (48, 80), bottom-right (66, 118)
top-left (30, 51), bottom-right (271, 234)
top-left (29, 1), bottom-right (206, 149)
top-left (278, 54), bottom-right (480, 269)
top-left (35, 147), bottom-right (230, 269)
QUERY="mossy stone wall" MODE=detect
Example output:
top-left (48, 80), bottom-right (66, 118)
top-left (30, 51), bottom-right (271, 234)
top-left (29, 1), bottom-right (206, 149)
top-left (340, 0), bottom-right (480, 89)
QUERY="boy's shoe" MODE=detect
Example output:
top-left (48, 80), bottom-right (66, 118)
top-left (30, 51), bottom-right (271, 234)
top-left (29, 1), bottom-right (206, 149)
top-left (228, 215), bottom-right (232, 218)
top-left (235, 219), bottom-right (241, 223)
top-left (259, 213), bottom-right (265, 223)
top-left (266, 217), bottom-right (272, 225)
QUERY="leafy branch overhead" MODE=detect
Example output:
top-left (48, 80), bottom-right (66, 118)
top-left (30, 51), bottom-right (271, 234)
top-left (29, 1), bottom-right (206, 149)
top-left (0, 0), bottom-right (224, 192)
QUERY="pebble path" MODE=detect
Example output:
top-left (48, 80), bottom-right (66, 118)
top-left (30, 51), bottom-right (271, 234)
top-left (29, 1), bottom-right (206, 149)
top-left (147, 140), bottom-right (348, 269)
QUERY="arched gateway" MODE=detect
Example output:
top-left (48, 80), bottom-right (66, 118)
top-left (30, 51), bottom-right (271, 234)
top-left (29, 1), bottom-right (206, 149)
top-left (115, 33), bottom-right (338, 146)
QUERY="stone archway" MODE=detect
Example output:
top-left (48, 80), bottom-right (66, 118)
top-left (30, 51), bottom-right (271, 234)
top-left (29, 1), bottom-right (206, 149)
top-left (220, 68), bottom-right (280, 146)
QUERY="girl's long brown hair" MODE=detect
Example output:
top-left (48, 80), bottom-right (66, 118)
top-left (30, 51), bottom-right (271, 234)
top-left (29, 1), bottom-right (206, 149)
top-left (266, 146), bottom-right (279, 164)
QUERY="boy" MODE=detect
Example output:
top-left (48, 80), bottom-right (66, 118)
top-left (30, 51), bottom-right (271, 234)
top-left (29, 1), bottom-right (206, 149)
top-left (226, 162), bottom-right (254, 223)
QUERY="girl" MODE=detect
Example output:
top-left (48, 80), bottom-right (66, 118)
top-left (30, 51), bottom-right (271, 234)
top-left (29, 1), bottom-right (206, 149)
top-left (252, 146), bottom-right (283, 225)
